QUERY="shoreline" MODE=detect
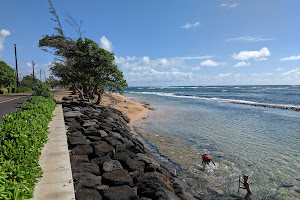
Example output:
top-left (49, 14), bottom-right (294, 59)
top-left (101, 92), bottom-right (151, 125)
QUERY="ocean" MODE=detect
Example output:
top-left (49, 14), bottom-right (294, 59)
top-left (124, 85), bottom-right (300, 200)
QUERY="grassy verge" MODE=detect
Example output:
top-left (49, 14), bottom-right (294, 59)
top-left (0, 96), bottom-right (56, 199)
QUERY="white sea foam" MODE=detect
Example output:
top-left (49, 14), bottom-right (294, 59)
top-left (128, 91), bottom-right (300, 111)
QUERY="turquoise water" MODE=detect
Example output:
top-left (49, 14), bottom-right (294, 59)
top-left (125, 86), bottom-right (300, 199)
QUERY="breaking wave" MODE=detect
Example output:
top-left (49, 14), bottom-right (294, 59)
top-left (128, 91), bottom-right (300, 112)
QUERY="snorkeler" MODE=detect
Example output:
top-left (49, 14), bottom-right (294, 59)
top-left (202, 154), bottom-right (216, 166)
top-left (239, 174), bottom-right (252, 194)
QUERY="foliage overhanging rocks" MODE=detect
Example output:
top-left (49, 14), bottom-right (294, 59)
top-left (0, 92), bottom-right (56, 199)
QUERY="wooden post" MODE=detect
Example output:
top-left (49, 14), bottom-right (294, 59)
top-left (14, 44), bottom-right (19, 87)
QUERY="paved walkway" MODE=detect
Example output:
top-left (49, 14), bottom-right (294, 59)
top-left (33, 90), bottom-right (75, 200)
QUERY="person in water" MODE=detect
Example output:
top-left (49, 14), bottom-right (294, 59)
top-left (240, 174), bottom-right (252, 194)
top-left (202, 154), bottom-right (216, 166)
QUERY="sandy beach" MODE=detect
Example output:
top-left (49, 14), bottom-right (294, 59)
top-left (54, 89), bottom-right (150, 124)
top-left (101, 92), bottom-right (150, 124)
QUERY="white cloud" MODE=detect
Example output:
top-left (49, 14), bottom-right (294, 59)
top-left (234, 61), bottom-right (251, 67)
top-left (181, 21), bottom-right (200, 29)
top-left (255, 58), bottom-right (268, 61)
top-left (125, 69), bottom-right (193, 84)
top-left (100, 36), bottom-right (113, 52)
top-left (275, 67), bottom-right (285, 72)
top-left (175, 56), bottom-right (212, 60)
top-left (192, 67), bottom-right (201, 71)
top-left (226, 36), bottom-right (273, 42)
top-left (216, 73), bottom-right (232, 78)
top-left (200, 59), bottom-right (226, 67)
top-left (233, 47), bottom-right (270, 60)
top-left (26, 62), bottom-right (32, 67)
top-left (0, 29), bottom-right (10, 51)
top-left (281, 68), bottom-right (300, 76)
top-left (115, 56), bottom-right (136, 64)
top-left (251, 73), bottom-right (272, 77)
top-left (280, 55), bottom-right (300, 61)
top-left (220, 3), bottom-right (239, 8)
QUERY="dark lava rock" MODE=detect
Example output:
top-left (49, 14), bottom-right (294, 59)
top-left (93, 143), bottom-right (115, 157)
top-left (126, 159), bottom-right (145, 172)
top-left (70, 155), bottom-right (89, 164)
top-left (137, 172), bottom-right (174, 198)
top-left (102, 160), bottom-right (123, 172)
top-left (75, 189), bottom-right (102, 200)
top-left (72, 163), bottom-right (100, 176)
top-left (68, 136), bottom-right (87, 148)
top-left (102, 185), bottom-right (138, 200)
top-left (86, 136), bottom-right (103, 142)
top-left (72, 145), bottom-right (93, 155)
top-left (104, 136), bottom-right (123, 147)
top-left (73, 173), bottom-right (102, 190)
top-left (83, 126), bottom-right (99, 136)
top-left (67, 120), bottom-right (82, 130)
top-left (82, 119), bottom-right (98, 128)
top-left (102, 169), bottom-right (133, 186)
top-left (64, 111), bottom-right (83, 119)
top-left (91, 155), bottom-right (111, 166)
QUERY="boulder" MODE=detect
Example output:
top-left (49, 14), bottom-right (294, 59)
top-left (102, 185), bottom-right (138, 200)
top-left (82, 119), bottom-right (98, 128)
top-left (74, 173), bottom-right (102, 190)
top-left (102, 169), bottom-right (133, 186)
top-left (104, 136), bottom-right (123, 147)
top-left (93, 143), bottom-right (115, 157)
top-left (126, 159), bottom-right (145, 172)
top-left (72, 163), bottom-right (100, 176)
top-left (68, 136), bottom-right (87, 148)
top-left (70, 155), bottom-right (89, 164)
top-left (99, 130), bottom-right (108, 137)
top-left (110, 131), bottom-right (123, 139)
top-left (64, 111), bottom-right (83, 119)
top-left (91, 155), bottom-right (111, 166)
top-left (83, 126), bottom-right (99, 136)
top-left (75, 189), bottom-right (102, 200)
top-left (137, 172), bottom-right (173, 198)
top-left (137, 153), bottom-right (160, 168)
top-left (102, 160), bottom-right (123, 172)
top-left (72, 145), bottom-right (93, 155)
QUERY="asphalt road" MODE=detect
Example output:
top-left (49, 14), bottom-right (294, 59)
top-left (0, 93), bottom-right (32, 122)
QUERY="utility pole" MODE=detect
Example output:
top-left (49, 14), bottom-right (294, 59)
top-left (40, 69), bottom-right (42, 81)
top-left (32, 61), bottom-right (35, 82)
top-left (14, 44), bottom-right (19, 87)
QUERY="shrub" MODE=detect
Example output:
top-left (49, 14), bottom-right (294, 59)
top-left (16, 86), bottom-right (32, 93)
top-left (0, 87), bottom-right (8, 94)
top-left (0, 96), bottom-right (56, 199)
top-left (32, 82), bottom-right (53, 98)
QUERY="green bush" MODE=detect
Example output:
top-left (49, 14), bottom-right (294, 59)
top-left (16, 86), bottom-right (32, 93)
top-left (0, 87), bottom-right (8, 94)
top-left (0, 96), bottom-right (56, 199)
top-left (32, 83), bottom-right (53, 98)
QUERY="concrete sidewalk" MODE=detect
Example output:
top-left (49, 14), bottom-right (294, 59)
top-left (33, 102), bottom-right (75, 200)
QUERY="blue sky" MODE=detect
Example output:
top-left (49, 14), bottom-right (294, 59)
top-left (1, 0), bottom-right (300, 86)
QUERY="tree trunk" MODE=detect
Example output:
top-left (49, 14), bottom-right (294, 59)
top-left (71, 83), bottom-right (76, 95)
top-left (96, 88), bottom-right (104, 105)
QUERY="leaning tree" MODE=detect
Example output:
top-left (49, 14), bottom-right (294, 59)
top-left (39, 0), bottom-right (127, 103)
top-left (66, 38), bottom-right (127, 104)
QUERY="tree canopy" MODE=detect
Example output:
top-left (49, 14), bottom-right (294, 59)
top-left (20, 75), bottom-right (40, 88)
top-left (39, 0), bottom-right (127, 104)
top-left (0, 61), bottom-right (16, 88)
